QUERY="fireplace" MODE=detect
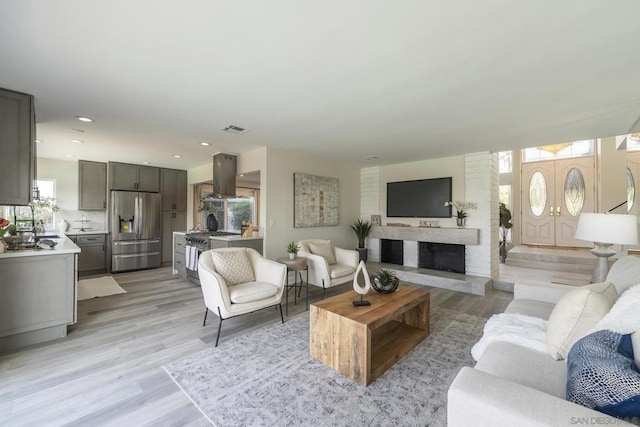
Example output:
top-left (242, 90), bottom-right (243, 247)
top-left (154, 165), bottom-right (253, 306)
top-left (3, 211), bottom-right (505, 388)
top-left (380, 239), bottom-right (403, 265)
top-left (418, 242), bottom-right (465, 274)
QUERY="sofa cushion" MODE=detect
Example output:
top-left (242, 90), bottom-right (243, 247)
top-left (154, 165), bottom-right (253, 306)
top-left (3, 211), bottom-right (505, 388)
top-left (504, 299), bottom-right (556, 320)
top-left (211, 250), bottom-right (255, 286)
top-left (546, 281), bottom-right (618, 360)
top-left (605, 255), bottom-right (640, 295)
top-left (567, 330), bottom-right (640, 419)
top-left (475, 341), bottom-right (567, 398)
top-left (228, 281), bottom-right (279, 304)
top-left (308, 241), bottom-right (336, 265)
top-left (595, 283), bottom-right (640, 335)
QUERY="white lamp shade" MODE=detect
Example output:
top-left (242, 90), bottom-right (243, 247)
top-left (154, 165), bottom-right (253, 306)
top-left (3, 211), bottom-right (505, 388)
top-left (574, 213), bottom-right (639, 245)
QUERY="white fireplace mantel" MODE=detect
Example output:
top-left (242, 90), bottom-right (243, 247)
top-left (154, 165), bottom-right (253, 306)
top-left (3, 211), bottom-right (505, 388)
top-left (370, 226), bottom-right (479, 246)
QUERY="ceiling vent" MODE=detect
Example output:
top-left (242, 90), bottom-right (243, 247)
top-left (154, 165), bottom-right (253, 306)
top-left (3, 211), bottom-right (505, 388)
top-left (221, 125), bottom-right (248, 134)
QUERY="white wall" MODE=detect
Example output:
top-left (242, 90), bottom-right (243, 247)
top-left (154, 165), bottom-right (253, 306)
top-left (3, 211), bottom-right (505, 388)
top-left (465, 152), bottom-right (499, 278)
top-left (263, 147), bottom-right (360, 259)
top-left (36, 158), bottom-right (107, 231)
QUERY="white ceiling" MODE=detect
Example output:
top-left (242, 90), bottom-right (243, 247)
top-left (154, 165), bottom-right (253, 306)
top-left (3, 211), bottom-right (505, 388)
top-left (1, 0), bottom-right (640, 170)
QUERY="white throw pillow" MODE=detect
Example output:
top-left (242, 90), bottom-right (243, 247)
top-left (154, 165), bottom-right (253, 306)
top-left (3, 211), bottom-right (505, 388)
top-left (605, 255), bottom-right (640, 295)
top-left (594, 283), bottom-right (640, 335)
top-left (211, 250), bottom-right (255, 286)
top-left (546, 281), bottom-right (618, 360)
top-left (308, 241), bottom-right (336, 265)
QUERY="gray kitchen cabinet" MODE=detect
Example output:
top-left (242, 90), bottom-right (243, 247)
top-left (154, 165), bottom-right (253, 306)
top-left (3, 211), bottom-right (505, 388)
top-left (173, 233), bottom-right (187, 277)
top-left (209, 238), bottom-right (263, 254)
top-left (108, 161), bottom-right (160, 192)
top-left (162, 212), bottom-right (187, 264)
top-left (0, 253), bottom-right (76, 351)
top-left (161, 168), bottom-right (187, 211)
top-left (0, 87), bottom-right (36, 206)
top-left (78, 160), bottom-right (107, 210)
top-left (76, 234), bottom-right (107, 273)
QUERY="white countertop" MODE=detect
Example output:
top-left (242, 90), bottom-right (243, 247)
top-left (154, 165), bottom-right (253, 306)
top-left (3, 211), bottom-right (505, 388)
top-left (0, 235), bottom-right (81, 259)
top-left (209, 235), bottom-right (263, 242)
top-left (172, 231), bottom-right (263, 241)
top-left (65, 230), bottom-right (109, 236)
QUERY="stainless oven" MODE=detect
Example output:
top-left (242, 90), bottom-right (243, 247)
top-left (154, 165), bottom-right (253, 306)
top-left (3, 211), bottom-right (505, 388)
top-left (185, 233), bottom-right (210, 285)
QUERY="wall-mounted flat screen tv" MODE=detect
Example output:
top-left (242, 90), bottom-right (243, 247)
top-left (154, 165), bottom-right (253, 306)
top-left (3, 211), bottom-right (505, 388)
top-left (387, 177), bottom-right (452, 218)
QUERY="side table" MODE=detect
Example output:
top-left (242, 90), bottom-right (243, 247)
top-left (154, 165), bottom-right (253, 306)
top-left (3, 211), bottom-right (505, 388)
top-left (277, 256), bottom-right (309, 316)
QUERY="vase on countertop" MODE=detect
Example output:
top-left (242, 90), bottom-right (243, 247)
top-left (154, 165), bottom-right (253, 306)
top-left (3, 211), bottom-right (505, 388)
top-left (456, 217), bottom-right (466, 228)
top-left (58, 219), bottom-right (69, 233)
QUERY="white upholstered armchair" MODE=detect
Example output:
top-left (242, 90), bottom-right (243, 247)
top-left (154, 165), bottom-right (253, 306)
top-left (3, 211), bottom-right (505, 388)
top-left (297, 239), bottom-right (359, 298)
top-left (198, 247), bottom-right (287, 346)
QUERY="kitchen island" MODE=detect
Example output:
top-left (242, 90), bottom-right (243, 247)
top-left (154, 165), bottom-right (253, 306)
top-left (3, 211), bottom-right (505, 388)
top-left (172, 231), bottom-right (264, 280)
top-left (0, 235), bottom-right (80, 351)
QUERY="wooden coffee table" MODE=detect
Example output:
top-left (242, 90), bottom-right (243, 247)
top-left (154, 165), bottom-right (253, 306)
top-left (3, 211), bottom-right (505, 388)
top-left (309, 285), bottom-right (430, 386)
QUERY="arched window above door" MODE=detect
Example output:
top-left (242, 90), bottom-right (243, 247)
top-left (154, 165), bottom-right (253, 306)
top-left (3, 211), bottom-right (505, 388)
top-left (522, 140), bottom-right (594, 162)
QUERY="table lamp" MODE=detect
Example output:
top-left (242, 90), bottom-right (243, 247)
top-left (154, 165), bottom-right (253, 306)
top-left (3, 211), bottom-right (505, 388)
top-left (574, 213), bottom-right (639, 282)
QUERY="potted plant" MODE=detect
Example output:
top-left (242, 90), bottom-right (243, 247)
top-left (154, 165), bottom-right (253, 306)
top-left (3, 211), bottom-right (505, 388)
top-left (371, 268), bottom-right (399, 294)
top-left (350, 218), bottom-right (373, 262)
top-left (445, 201), bottom-right (478, 227)
top-left (287, 241), bottom-right (300, 259)
top-left (499, 202), bottom-right (513, 263)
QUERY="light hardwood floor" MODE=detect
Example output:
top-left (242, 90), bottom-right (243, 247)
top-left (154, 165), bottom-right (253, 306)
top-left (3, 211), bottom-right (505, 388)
top-left (0, 267), bottom-right (513, 426)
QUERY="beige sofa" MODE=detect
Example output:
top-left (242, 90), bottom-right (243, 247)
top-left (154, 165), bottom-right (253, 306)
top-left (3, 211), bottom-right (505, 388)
top-left (448, 256), bottom-right (640, 427)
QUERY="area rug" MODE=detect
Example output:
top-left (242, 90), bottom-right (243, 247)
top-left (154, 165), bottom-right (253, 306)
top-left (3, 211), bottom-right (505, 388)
top-left (77, 276), bottom-right (127, 300)
top-left (164, 307), bottom-right (486, 427)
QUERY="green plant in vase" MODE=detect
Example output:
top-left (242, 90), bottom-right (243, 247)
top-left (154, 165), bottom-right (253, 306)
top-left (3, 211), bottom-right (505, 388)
top-left (371, 268), bottom-right (399, 294)
top-left (350, 218), bottom-right (373, 262)
top-left (287, 241), bottom-right (300, 259)
top-left (499, 203), bottom-right (513, 263)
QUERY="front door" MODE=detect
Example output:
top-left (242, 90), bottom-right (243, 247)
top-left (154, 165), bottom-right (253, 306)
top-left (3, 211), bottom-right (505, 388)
top-left (521, 157), bottom-right (594, 247)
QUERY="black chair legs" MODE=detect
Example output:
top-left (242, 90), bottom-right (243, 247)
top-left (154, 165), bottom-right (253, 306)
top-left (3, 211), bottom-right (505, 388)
top-left (215, 307), bottom-right (223, 347)
top-left (202, 308), bottom-right (209, 326)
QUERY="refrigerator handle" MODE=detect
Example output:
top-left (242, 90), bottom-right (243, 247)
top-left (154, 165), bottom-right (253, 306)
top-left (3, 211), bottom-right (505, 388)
top-left (135, 196), bottom-right (141, 239)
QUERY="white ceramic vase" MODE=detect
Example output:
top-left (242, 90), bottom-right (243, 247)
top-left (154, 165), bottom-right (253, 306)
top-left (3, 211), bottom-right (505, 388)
top-left (58, 219), bottom-right (69, 233)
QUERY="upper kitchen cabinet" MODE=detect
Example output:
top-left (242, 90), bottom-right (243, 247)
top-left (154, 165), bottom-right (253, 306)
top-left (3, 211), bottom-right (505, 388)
top-left (108, 162), bottom-right (160, 192)
top-left (78, 160), bottom-right (107, 210)
top-left (161, 168), bottom-right (187, 211)
top-left (0, 87), bottom-right (36, 206)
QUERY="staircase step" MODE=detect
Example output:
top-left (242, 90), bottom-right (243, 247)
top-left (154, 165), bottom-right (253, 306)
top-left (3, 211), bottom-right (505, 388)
top-left (505, 258), bottom-right (595, 274)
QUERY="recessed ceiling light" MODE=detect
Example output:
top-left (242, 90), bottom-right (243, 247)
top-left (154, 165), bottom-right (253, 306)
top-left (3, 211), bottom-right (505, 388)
top-left (71, 139), bottom-right (84, 144)
top-left (142, 161), bottom-right (151, 165)
top-left (65, 154), bottom-right (76, 158)
top-left (173, 155), bottom-right (182, 159)
top-left (365, 156), bottom-right (379, 161)
top-left (35, 139), bottom-right (43, 143)
top-left (75, 116), bottom-right (94, 123)
top-left (72, 128), bottom-right (85, 133)
top-left (200, 142), bottom-right (210, 146)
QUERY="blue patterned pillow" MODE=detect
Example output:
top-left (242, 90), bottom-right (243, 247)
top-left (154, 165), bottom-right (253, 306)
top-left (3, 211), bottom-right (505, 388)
top-left (567, 330), bottom-right (640, 419)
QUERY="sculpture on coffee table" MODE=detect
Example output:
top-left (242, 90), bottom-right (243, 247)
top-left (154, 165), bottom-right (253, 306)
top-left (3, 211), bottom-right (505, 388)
top-left (352, 260), bottom-right (372, 306)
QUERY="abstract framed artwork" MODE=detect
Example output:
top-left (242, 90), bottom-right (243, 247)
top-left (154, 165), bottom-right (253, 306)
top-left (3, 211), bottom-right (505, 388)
top-left (294, 172), bottom-right (339, 227)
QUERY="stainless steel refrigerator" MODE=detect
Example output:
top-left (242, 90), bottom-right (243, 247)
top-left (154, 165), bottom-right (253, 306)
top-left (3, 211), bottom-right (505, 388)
top-left (110, 191), bottom-right (161, 272)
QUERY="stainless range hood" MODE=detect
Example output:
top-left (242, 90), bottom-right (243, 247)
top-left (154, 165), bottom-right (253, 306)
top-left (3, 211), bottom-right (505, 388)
top-left (213, 153), bottom-right (237, 197)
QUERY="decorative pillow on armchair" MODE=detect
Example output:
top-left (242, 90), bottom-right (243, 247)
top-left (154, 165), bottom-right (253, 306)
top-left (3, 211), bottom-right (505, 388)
top-left (567, 330), bottom-right (640, 419)
top-left (211, 250), bottom-right (255, 286)
top-left (308, 241), bottom-right (337, 265)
